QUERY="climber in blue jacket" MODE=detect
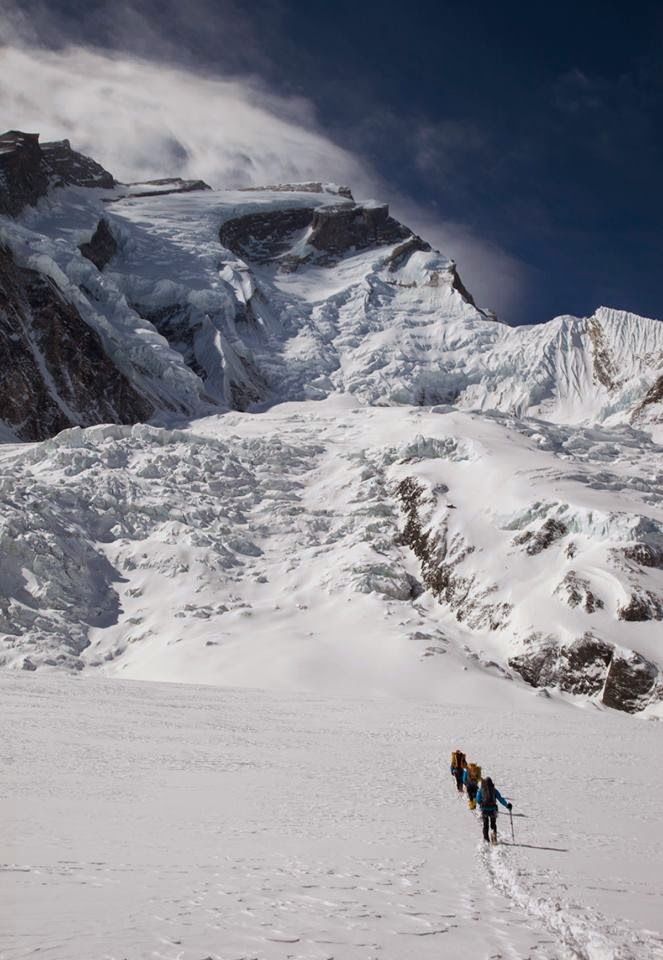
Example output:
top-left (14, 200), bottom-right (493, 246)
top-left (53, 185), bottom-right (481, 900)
top-left (476, 776), bottom-right (512, 844)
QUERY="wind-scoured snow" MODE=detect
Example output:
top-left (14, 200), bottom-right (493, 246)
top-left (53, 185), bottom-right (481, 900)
top-left (2, 672), bottom-right (662, 960)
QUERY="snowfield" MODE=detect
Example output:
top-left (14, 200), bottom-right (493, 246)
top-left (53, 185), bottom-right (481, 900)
top-left (2, 672), bottom-right (663, 960)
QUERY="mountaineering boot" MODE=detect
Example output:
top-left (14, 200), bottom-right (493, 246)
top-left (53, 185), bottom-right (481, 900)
top-left (490, 829), bottom-right (497, 845)
top-left (468, 798), bottom-right (476, 810)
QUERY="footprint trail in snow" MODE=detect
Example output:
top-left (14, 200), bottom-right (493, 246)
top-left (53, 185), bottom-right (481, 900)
top-left (2, 673), bottom-right (662, 960)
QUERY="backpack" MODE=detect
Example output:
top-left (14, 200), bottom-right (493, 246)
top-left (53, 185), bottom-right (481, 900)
top-left (451, 750), bottom-right (466, 769)
top-left (467, 762), bottom-right (481, 784)
top-left (480, 777), bottom-right (496, 808)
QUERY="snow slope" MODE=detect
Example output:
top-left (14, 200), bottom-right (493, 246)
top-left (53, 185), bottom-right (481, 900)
top-left (1, 399), bottom-right (661, 714)
top-left (2, 672), bottom-right (662, 960)
top-left (2, 179), bottom-right (662, 432)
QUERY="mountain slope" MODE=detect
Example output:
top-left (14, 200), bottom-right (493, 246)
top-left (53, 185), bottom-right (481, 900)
top-left (1, 399), bottom-right (661, 714)
top-left (1, 131), bottom-right (663, 713)
top-left (1, 131), bottom-right (662, 438)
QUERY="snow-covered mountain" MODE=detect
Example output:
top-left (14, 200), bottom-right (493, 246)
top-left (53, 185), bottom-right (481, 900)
top-left (1, 131), bottom-right (662, 715)
top-left (2, 131), bottom-right (662, 439)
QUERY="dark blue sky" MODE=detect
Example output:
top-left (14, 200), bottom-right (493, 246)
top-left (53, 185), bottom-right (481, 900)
top-left (7, 0), bottom-right (663, 324)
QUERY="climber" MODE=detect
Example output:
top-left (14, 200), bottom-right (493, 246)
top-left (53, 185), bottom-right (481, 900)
top-left (476, 775), bottom-right (512, 843)
top-left (450, 749), bottom-right (467, 793)
top-left (463, 761), bottom-right (482, 810)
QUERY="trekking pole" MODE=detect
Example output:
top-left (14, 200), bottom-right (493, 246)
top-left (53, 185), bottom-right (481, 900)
top-left (509, 808), bottom-right (515, 843)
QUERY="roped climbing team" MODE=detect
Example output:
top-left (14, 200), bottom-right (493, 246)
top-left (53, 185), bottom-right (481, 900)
top-left (450, 749), bottom-right (512, 844)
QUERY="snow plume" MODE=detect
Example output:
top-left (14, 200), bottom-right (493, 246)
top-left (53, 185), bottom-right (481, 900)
top-left (0, 44), bottom-right (369, 189)
top-left (0, 37), bottom-right (530, 317)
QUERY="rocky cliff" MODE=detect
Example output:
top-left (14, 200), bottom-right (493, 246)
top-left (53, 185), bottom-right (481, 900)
top-left (0, 244), bottom-right (153, 440)
top-left (0, 130), bottom-right (115, 217)
top-left (0, 131), bottom-right (206, 438)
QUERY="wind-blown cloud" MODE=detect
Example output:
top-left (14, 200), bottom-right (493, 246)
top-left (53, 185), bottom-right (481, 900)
top-left (0, 45), bottom-right (370, 188)
top-left (0, 39), bottom-right (532, 319)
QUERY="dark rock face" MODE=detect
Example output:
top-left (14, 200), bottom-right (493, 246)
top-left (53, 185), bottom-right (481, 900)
top-left (623, 543), bottom-right (663, 568)
top-left (396, 476), bottom-right (511, 631)
top-left (0, 130), bottom-right (115, 217)
top-left (602, 651), bottom-right (660, 712)
top-left (450, 264), bottom-right (479, 308)
top-left (0, 131), bottom-right (50, 217)
top-left (219, 207), bottom-right (314, 262)
top-left (40, 138), bottom-right (115, 189)
top-left (617, 591), bottom-right (663, 621)
top-left (135, 299), bottom-right (270, 411)
top-left (587, 316), bottom-right (619, 390)
top-left (0, 245), bottom-right (153, 440)
top-left (219, 201), bottom-right (426, 273)
top-left (513, 518), bottom-right (567, 555)
top-left (508, 635), bottom-right (560, 688)
top-left (386, 234), bottom-right (432, 271)
top-left (560, 635), bottom-right (614, 695)
top-left (79, 219), bottom-right (118, 271)
top-left (554, 570), bottom-right (604, 612)
top-left (308, 204), bottom-right (411, 256)
top-left (632, 374), bottom-right (663, 419)
top-left (136, 302), bottom-right (206, 380)
top-left (509, 631), bottom-right (660, 713)
top-left (509, 633), bottom-right (614, 697)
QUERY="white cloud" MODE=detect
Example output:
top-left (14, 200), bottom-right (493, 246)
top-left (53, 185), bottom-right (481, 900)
top-left (0, 42), bottom-right (531, 319)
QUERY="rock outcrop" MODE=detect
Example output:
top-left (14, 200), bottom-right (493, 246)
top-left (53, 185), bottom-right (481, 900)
top-left (631, 373), bottom-right (663, 424)
top-left (587, 315), bottom-right (621, 390)
top-left (396, 476), bottom-right (512, 631)
top-left (0, 244), bottom-right (153, 441)
top-left (602, 650), bottom-right (661, 713)
top-left (0, 131), bottom-right (49, 217)
top-left (617, 591), bottom-right (663, 621)
top-left (509, 631), bottom-right (661, 713)
top-left (219, 207), bottom-right (315, 262)
top-left (513, 518), bottom-right (568, 555)
top-left (385, 234), bottom-right (432, 271)
top-left (623, 543), bottom-right (663, 568)
top-left (218, 201), bottom-right (418, 268)
top-left (0, 130), bottom-right (115, 217)
top-left (79, 218), bottom-right (118, 271)
top-left (554, 571), bottom-right (604, 613)
top-left (308, 203), bottom-right (411, 257)
top-left (40, 138), bottom-right (115, 190)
